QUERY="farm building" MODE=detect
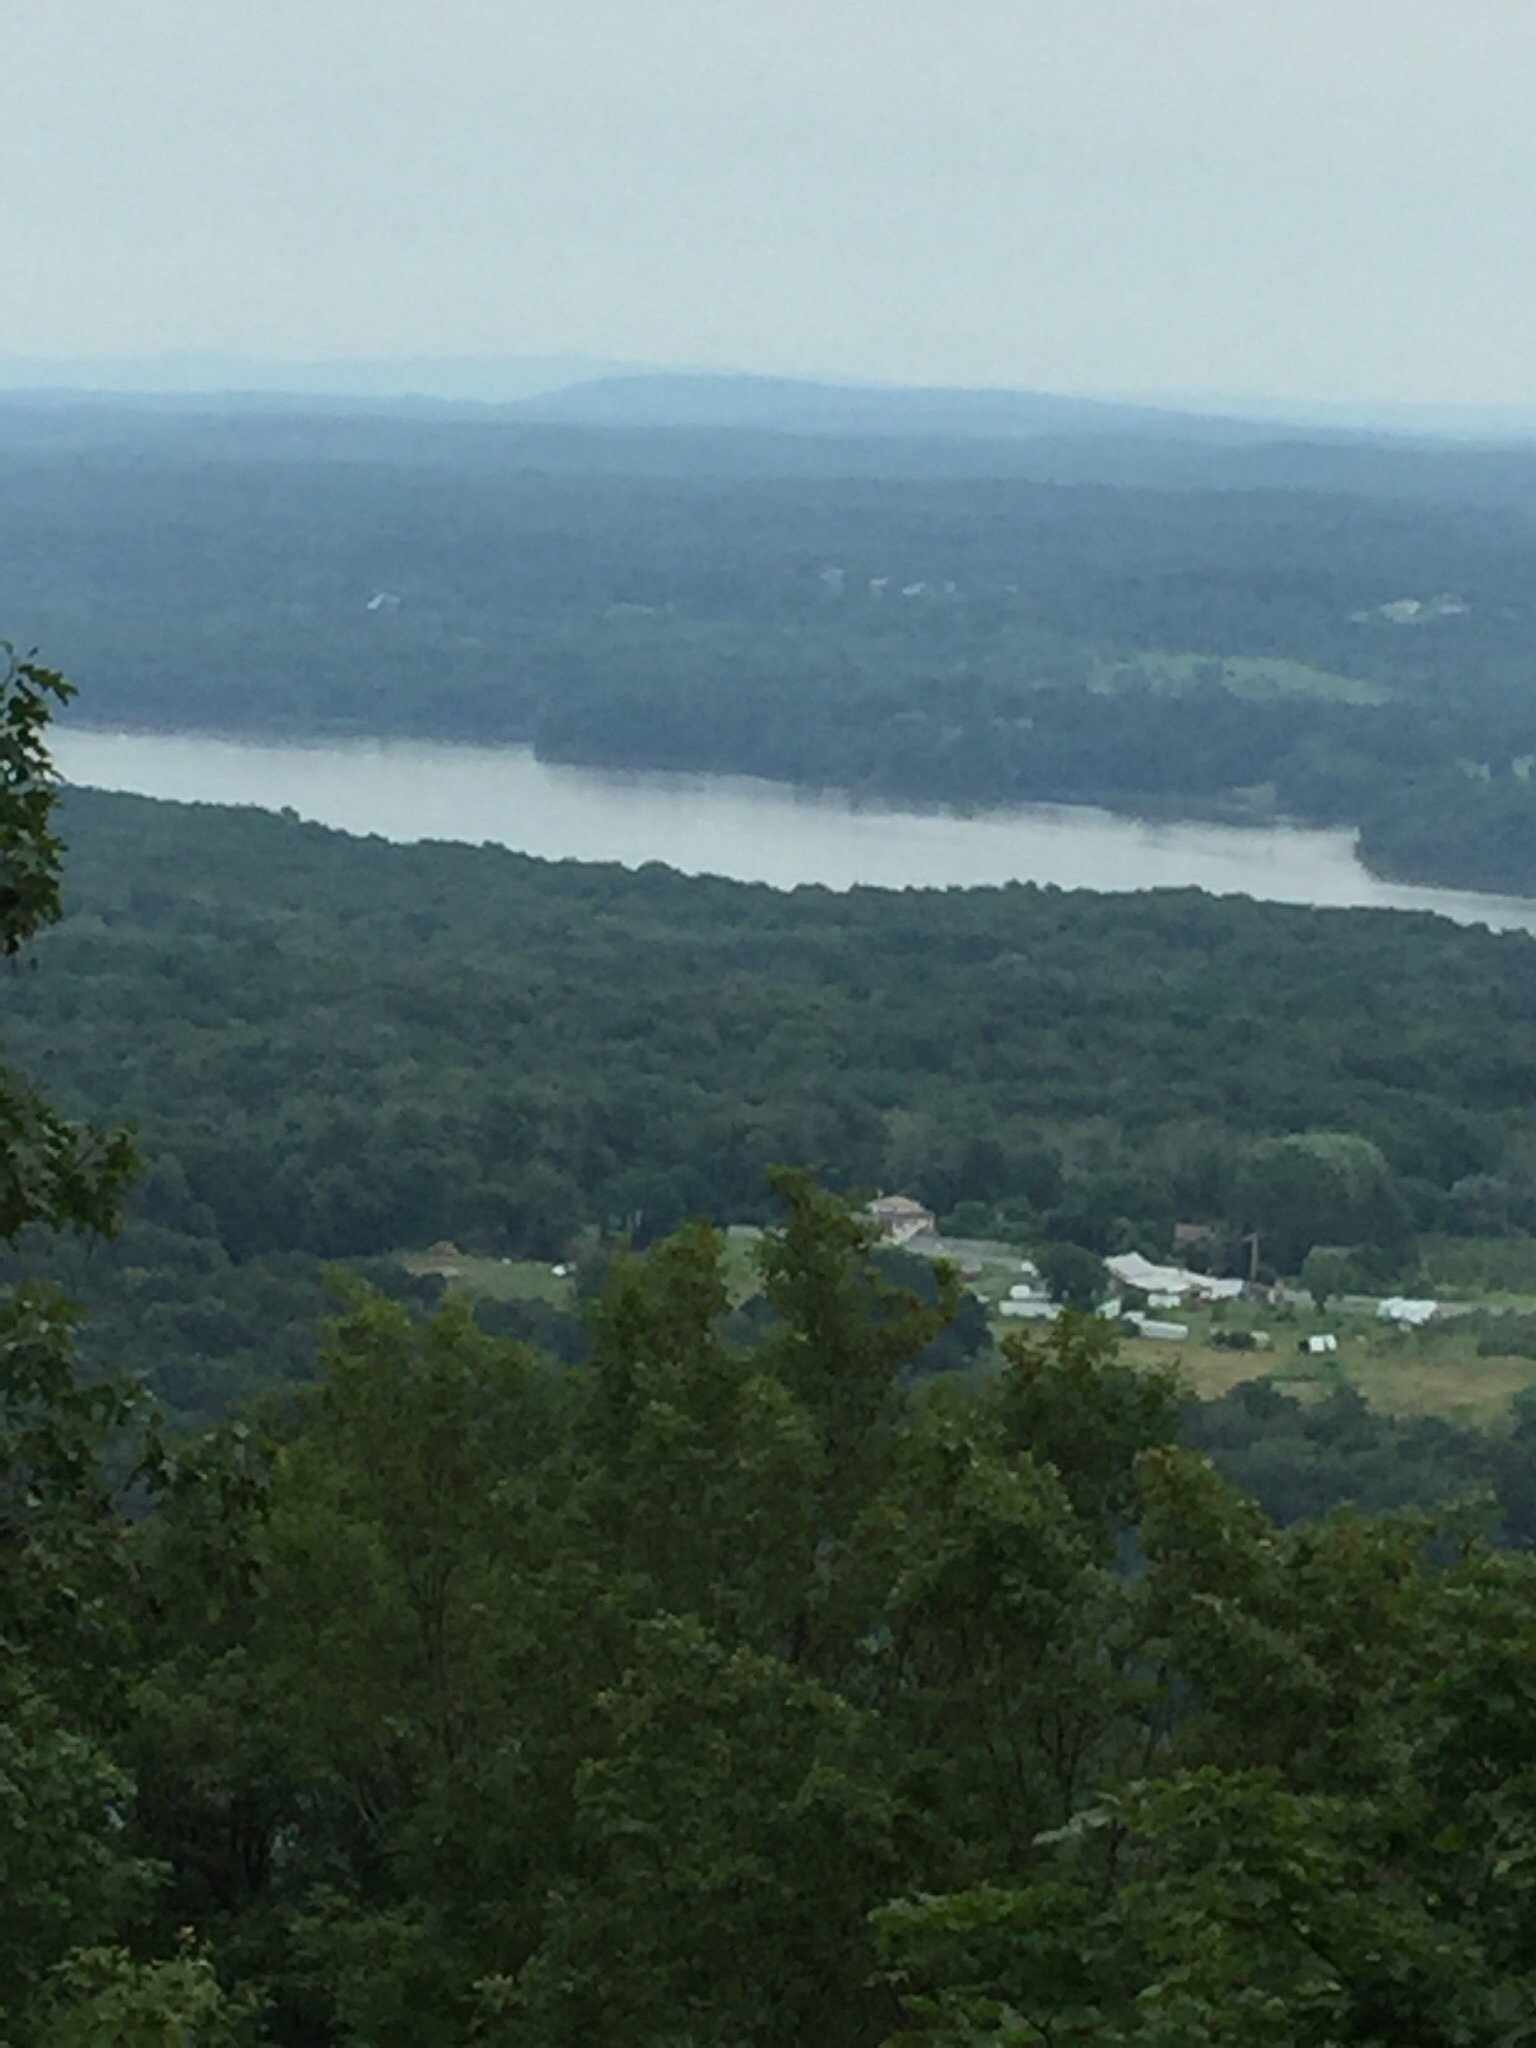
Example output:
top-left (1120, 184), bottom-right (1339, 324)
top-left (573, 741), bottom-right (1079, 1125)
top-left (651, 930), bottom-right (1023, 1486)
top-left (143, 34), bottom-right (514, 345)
top-left (1000, 1298), bottom-right (1056, 1321)
top-left (865, 1193), bottom-right (938, 1247)
top-left (1105, 1251), bottom-right (1243, 1303)
top-left (1124, 1310), bottom-right (1189, 1341)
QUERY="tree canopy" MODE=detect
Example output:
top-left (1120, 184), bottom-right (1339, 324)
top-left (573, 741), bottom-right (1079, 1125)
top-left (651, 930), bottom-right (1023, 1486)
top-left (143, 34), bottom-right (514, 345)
top-left (9, 785), bottom-right (1536, 1429)
top-left (10, 659), bottom-right (1536, 2042)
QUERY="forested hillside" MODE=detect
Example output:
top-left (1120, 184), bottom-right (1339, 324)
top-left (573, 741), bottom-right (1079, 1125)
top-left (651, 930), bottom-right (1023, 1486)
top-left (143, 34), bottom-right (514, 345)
top-left (13, 656), bottom-right (1536, 2042)
top-left (8, 786), bottom-right (1536, 1425)
top-left (7, 401), bottom-right (1536, 892)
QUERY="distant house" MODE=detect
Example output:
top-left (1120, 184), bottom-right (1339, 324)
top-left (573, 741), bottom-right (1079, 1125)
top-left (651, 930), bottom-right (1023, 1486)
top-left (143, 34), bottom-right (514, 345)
top-left (866, 1193), bottom-right (938, 1248)
top-left (1305, 1333), bottom-right (1340, 1356)
top-left (1004, 1279), bottom-right (1056, 1321)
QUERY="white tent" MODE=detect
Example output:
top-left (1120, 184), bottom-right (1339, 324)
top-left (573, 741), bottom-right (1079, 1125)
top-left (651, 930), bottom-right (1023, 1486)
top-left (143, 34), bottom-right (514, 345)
top-left (1377, 1297), bottom-right (1438, 1327)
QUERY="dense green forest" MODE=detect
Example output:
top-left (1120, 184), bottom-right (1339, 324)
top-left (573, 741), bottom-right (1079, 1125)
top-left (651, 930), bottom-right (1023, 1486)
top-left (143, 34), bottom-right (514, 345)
top-left (6, 400), bottom-right (1536, 892)
top-left (10, 655), bottom-right (1536, 2042)
top-left (7, 783), bottom-right (1536, 1428)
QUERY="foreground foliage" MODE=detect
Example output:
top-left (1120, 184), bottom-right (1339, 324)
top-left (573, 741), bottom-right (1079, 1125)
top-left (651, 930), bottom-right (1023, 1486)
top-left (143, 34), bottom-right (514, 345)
top-left (18, 1188), bottom-right (1536, 2045)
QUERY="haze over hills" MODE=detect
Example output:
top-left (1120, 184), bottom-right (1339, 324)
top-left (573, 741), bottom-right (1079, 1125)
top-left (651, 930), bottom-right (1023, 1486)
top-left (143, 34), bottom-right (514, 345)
top-left (507, 370), bottom-right (1376, 446)
top-left (1154, 391), bottom-right (1536, 444)
top-left (0, 350), bottom-right (640, 406)
top-left (5, 353), bottom-right (1535, 448)
top-left (10, 403), bottom-right (1534, 527)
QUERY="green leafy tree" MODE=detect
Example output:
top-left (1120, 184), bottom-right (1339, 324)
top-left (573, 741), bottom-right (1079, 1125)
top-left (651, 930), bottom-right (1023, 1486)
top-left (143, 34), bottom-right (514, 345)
top-left (751, 1170), bottom-right (959, 1677)
top-left (36, 1942), bottom-right (263, 2048)
top-left (0, 650), bottom-right (135, 1240)
top-left (1035, 1241), bottom-right (1108, 1311)
top-left (851, 1396), bottom-right (1120, 1857)
top-left (0, 1690), bottom-right (160, 2025)
top-left (755, 1171), bottom-right (959, 1532)
top-left (875, 1767), bottom-right (1489, 2047)
top-left (1, 651), bottom-right (141, 1703)
top-left (1300, 1244), bottom-right (1363, 1311)
top-left (260, 1284), bottom-right (558, 1789)
top-left (1239, 1133), bottom-right (1410, 1275)
top-left (515, 1617), bottom-right (906, 2048)
top-left (994, 1312), bottom-right (1181, 1536)
top-left (0, 651), bottom-right (157, 2044)
top-left (583, 1219), bottom-right (820, 1644)
top-left (125, 1422), bottom-right (296, 1951)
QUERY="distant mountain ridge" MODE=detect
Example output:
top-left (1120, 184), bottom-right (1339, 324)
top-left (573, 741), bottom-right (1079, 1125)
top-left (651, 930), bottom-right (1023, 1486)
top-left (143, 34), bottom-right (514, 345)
top-left (2, 355), bottom-right (1528, 447)
top-left (0, 351), bottom-right (640, 405)
top-left (506, 370), bottom-right (1344, 445)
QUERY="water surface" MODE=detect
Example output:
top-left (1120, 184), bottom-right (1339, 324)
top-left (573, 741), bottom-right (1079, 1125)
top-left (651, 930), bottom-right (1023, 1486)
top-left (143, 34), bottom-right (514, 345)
top-left (56, 727), bottom-right (1536, 935)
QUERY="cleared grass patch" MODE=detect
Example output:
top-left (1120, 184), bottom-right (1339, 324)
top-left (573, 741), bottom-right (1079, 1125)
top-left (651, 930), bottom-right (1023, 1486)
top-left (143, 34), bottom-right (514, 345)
top-left (398, 1251), bottom-right (575, 1306)
top-left (1130, 1313), bottom-right (1536, 1425)
top-left (406, 1241), bottom-right (1536, 1425)
top-left (1343, 1332), bottom-right (1536, 1424)
top-left (1023, 1293), bottom-right (1536, 1426)
top-left (721, 1225), bottom-right (765, 1304)
top-left (1088, 651), bottom-right (1389, 706)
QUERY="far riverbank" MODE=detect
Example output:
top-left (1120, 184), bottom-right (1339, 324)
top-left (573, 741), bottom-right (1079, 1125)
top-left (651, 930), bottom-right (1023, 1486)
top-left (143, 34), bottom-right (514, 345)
top-left (55, 724), bottom-right (1536, 936)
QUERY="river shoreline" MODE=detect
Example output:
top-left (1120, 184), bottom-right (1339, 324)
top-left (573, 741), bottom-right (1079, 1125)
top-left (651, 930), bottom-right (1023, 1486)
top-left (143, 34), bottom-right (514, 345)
top-left (52, 723), bottom-right (1536, 936)
top-left (57, 713), bottom-right (1536, 904)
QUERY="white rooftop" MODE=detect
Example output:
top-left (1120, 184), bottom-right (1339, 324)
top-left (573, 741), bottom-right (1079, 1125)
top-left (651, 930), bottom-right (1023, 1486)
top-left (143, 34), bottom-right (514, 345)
top-left (1105, 1252), bottom-right (1243, 1300)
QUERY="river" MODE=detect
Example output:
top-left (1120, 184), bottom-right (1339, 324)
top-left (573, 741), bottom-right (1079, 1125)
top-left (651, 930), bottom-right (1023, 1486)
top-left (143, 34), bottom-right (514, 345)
top-left (54, 727), bottom-right (1536, 935)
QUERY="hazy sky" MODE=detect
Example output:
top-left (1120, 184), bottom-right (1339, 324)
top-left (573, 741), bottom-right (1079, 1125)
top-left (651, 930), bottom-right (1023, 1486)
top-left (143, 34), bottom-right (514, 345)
top-left (7, 0), bottom-right (1534, 405)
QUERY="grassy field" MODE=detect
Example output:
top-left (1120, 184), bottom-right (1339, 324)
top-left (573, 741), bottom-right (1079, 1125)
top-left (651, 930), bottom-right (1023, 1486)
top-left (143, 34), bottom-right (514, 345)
top-left (398, 1249), bottom-right (576, 1307)
top-left (722, 1225), bottom-right (766, 1303)
top-left (398, 1230), bottom-right (765, 1312)
top-left (1088, 651), bottom-right (1390, 706)
top-left (1117, 1309), bottom-right (1536, 1425)
top-left (403, 1234), bottom-right (1536, 1426)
